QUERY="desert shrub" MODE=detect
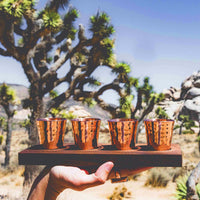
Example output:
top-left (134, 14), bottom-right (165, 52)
top-left (175, 175), bottom-right (200, 200)
top-left (0, 135), bottom-right (3, 145)
top-left (108, 185), bottom-right (132, 200)
top-left (155, 106), bottom-right (169, 119)
top-left (128, 173), bottom-right (141, 181)
top-left (61, 111), bottom-right (77, 120)
top-left (182, 130), bottom-right (195, 134)
top-left (145, 168), bottom-right (170, 188)
top-left (168, 168), bottom-right (184, 182)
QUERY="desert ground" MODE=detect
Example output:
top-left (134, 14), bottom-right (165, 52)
top-left (0, 128), bottom-right (199, 200)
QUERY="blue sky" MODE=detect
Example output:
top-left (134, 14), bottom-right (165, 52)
top-left (0, 0), bottom-right (200, 104)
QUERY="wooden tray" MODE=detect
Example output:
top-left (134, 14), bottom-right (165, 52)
top-left (18, 144), bottom-right (182, 168)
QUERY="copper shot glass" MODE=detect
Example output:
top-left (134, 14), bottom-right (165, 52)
top-left (37, 118), bottom-right (67, 149)
top-left (108, 119), bottom-right (138, 150)
top-left (144, 119), bottom-right (174, 151)
top-left (71, 118), bottom-right (101, 150)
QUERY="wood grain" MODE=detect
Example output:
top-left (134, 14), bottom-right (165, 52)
top-left (18, 143), bottom-right (182, 168)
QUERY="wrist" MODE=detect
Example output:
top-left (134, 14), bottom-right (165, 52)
top-left (45, 181), bottom-right (61, 200)
top-left (28, 169), bottom-right (50, 200)
top-left (44, 169), bottom-right (66, 199)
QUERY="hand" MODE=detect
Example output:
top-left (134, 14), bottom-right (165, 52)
top-left (28, 162), bottom-right (151, 200)
top-left (48, 161), bottom-right (114, 193)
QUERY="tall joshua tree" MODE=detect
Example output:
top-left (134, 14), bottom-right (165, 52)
top-left (0, 83), bottom-right (18, 166)
top-left (0, 0), bottom-right (163, 183)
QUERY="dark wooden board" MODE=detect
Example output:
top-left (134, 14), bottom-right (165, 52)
top-left (18, 144), bottom-right (182, 168)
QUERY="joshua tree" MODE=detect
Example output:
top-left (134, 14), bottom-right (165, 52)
top-left (0, 116), bottom-right (5, 135)
top-left (19, 118), bottom-right (31, 135)
top-left (0, 0), bottom-right (162, 182)
top-left (0, 83), bottom-right (18, 166)
top-left (0, 0), bottom-right (163, 142)
top-left (155, 106), bottom-right (169, 119)
top-left (176, 115), bottom-right (197, 135)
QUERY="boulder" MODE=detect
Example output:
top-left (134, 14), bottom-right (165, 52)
top-left (185, 88), bottom-right (200, 99)
top-left (162, 89), bottom-right (172, 99)
top-left (160, 100), bottom-right (184, 119)
top-left (67, 105), bottom-right (92, 118)
top-left (173, 91), bottom-right (181, 100)
top-left (180, 96), bottom-right (200, 121)
top-left (14, 109), bottom-right (30, 120)
top-left (162, 87), bottom-right (181, 100)
top-left (181, 80), bottom-right (193, 90)
top-left (194, 79), bottom-right (200, 88)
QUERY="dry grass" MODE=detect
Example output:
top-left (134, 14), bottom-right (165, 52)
top-left (108, 185), bottom-right (133, 200)
top-left (144, 168), bottom-right (170, 188)
top-left (0, 128), bottom-right (200, 199)
top-left (0, 129), bottom-right (28, 200)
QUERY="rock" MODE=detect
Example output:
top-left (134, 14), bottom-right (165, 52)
top-left (14, 109), bottom-right (30, 120)
top-left (173, 91), bottom-right (180, 100)
top-left (67, 105), bottom-right (92, 118)
top-left (182, 80), bottom-right (193, 89)
top-left (161, 101), bottom-right (184, 119)
top-left (180, 96), bottom-right (200, 121)
top-left (185, 88), bottom-right (200, 99)
top-left (185, 96), bottom-right (200, 110)
top-left (100, 124), bottom-right (109, 133)
top-left (162, 88), bottom-right (181, 101)
top-left (169, 87), bottom-right (177, 93)
top-left (194, 79), bottom-right (200, 88)
top-left (162, 89), bottom-right (172, 99)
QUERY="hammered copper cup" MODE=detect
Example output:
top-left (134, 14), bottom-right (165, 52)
top-left (108, 119), bottom-right (138, 150)
top-left (144, 119), bottom-right (174, 151)
top-left (37, 118), bottom-right (67, 149)
top-left (71, 118), bottom-right (101, 150)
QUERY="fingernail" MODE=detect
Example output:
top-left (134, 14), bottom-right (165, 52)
top-left (104, 162), bottom-right (114, 173)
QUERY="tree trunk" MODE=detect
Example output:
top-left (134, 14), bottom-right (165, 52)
top-left (23, 96), bottom-right (45, 187)
top-left (4, 116), bottom-right (12, 166)
top-left (198, 123), bottom-right (200, 153)
top-left (29, 97), bottom-right (45, 145)
top-left (136, 120), bottom-right (144, 143)
top-left (179, 123), bottom-right (183, 135)
top-left (0, 127), bottom-right (3, 135)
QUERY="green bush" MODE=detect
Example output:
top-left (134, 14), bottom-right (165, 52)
top-left (0, 135), bottom-right (3, 145)
top-left (182, 130), bottom-right (195, 134)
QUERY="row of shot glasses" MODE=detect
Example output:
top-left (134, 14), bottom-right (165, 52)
top-left (37, 118), bottom-right (174, 151)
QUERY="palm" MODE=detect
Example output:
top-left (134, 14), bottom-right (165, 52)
top-left (49, 162), bottom-right (114, 192)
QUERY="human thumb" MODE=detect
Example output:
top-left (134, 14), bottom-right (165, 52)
top-left (94, 161), bottom-right (114, 183)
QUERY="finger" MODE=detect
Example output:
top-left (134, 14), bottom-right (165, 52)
top-left (77, 161), bottom-right (114, 190)
top-left (108, 167), bottom-right (152, 179)
top-left (94, 161), bottom-right (114, 183)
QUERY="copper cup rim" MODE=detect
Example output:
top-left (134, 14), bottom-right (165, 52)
top-left (71, 117), bottom-right (101, 122)
top-left (37, 118), bottom-right (67, 121)
top-left (144, 119), bottom-right (174, 123)
top-left (108, 118), bottom-right (138, 123)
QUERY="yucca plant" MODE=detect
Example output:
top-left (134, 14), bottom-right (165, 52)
top-left (155, 106), bottom-right (169, 119)
top-left (175, 175), bottom-right (200, 200)
top-left (0, 83), bottom-right (19, 166)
